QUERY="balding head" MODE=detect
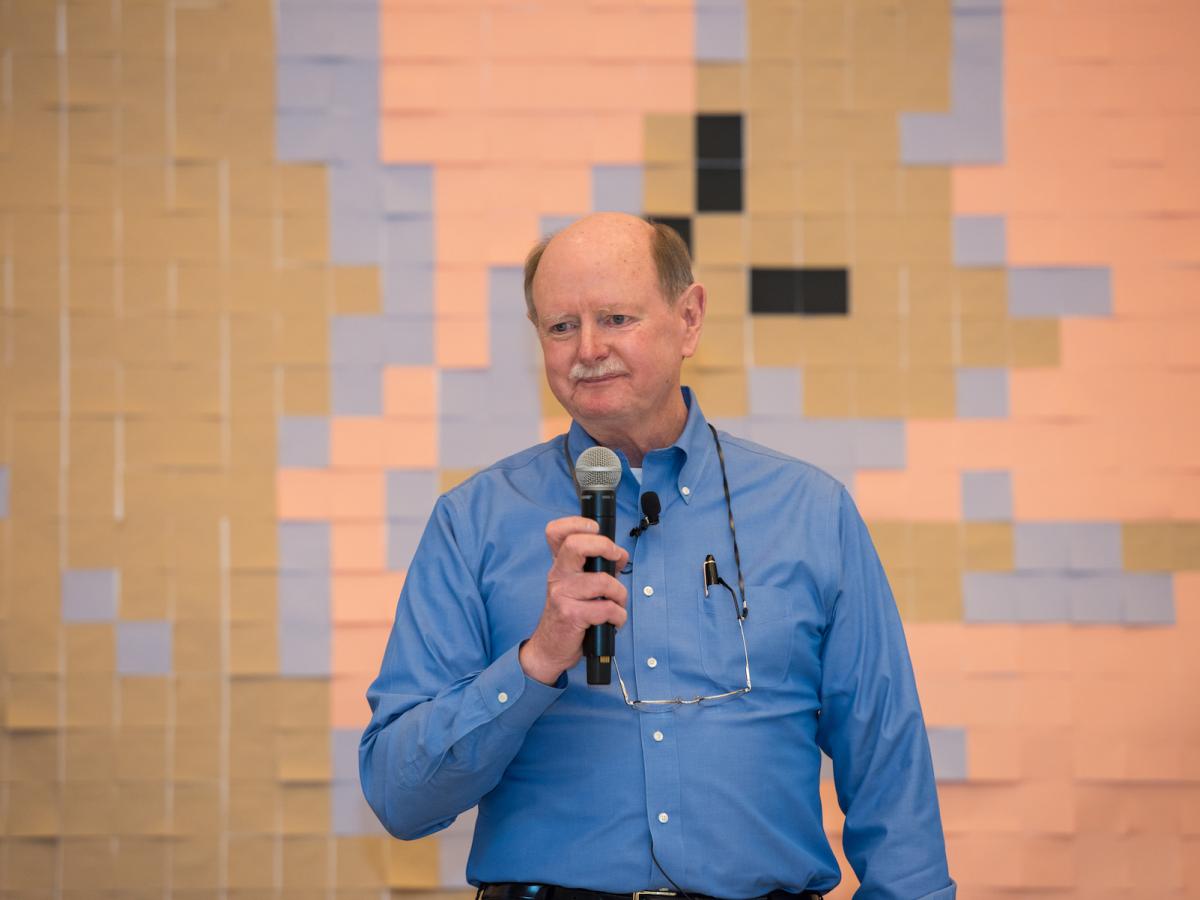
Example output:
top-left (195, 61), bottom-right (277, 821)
top-left (523, 214), bottom-right (693, 323)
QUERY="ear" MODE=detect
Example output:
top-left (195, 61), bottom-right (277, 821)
top-left (677, 282), bottom-right (707, 359)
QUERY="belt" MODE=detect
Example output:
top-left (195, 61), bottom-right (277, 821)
top-left (479, 883), bottom-right (822, 900)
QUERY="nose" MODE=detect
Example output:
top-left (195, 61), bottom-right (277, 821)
top-left (577, 321), bottom-right (608, 363)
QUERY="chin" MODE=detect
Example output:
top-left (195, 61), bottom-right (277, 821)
top-left (564, 383), bottom-right (628, 421)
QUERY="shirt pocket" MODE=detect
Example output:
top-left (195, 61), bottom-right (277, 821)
top-left (697, 584), bottom-right (795, 689)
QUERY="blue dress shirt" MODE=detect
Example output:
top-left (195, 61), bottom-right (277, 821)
top-left (360, 389), bottom-right (954, 900)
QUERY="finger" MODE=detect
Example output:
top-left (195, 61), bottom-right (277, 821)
top-left (545, 516), bottom-right (599, 556)
top-left (575, 600), bottom-right (628, 630)
top-left (553, 572), bottom-right (628, 608)
top-left (554, 534), bottom-right (629, 573)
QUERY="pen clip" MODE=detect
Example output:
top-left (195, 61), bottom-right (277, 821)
top-left (702, 554), bottom-right (718, 598)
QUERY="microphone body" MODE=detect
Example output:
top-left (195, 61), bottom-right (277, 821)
top-left (580, 488), bottom-right (617, 684)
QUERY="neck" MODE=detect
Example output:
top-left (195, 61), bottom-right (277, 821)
top-left (579, 392), bottom-right (688, 467)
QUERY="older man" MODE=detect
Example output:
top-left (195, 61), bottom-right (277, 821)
top-left (360, 213), bottom-right (954, 900)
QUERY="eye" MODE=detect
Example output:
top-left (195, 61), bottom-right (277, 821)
top-left (547, 321), bottom-right (575, 335)
top-left (606, 314), bottom-right (632, 326)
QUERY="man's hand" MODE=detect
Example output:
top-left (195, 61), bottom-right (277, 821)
top-left (519, 516), bottom-right (630, 685)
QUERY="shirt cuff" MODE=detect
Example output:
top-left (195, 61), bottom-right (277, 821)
top-left (474, 643), bottom-right (565, 733)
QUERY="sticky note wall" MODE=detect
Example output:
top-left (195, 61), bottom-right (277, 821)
top-left (1, 1), bottom-right (1198, 897)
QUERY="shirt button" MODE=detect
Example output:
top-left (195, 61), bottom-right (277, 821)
top-left (653, 731), bottom-right (664, 742)
top-left (497, 692), bottom-right (508, 703)
top-left (681, 486), bottom-right (691, 496)
top-left (642, 585), bottom-right (654, 597)
top-left (646, 657), bottom-right (658, 668)
top-left (658, 812), bottom-right (669, 823)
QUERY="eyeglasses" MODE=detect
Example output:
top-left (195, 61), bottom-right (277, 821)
top-left (615, 424), bottom-right (752, 710)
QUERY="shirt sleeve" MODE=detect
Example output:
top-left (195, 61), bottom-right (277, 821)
top-left (815, 486), bottom-right (956, 900)
top-left (358, 493), bottom-right (565, 840)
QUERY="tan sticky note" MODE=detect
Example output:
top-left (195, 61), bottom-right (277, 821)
top-left (336, 836), bottom-right (388, 888)
top-left (960, 318), bottom-right (1008, 367)
top-left (67, 517), bottom-right (120, 569)
top-left (278, 680), bottom-right (330, 730)
top-left (114, 566), bottom-right (165, 621)
top-left (800, 215), bottom-right (850, 266)
top-left (697, 64), bottom-right (744, 112)
top-left (693, 265), bottom-right (747, 319)
top-left (231, 571), bottom-right (277, 623)
top-left (277, 163), bottom-right (328, 214)
top-left (6, 781), bottom-right (61, 836)
top-left (855, 367), bottom-right (908, 418)
top-left (281, 213), bottom-right (330, 264)
top-left (748, 215), bottom-right (800, 267)
top-left (65, 728), bottom-right (116, 781)
top-left (66, 675), bottom-right (114, 728)
top-left (750, 6), bottom-right (800, 60)
top-left (867, 520), bottom-right (912, 572)
top-left (120, 677), bottom-right (169, 727)
top-left (803, 366), bottom-right (855, 417)
top-left (173, 568), bottom-right (221, 623)
top-left (851, 318), bottom-right (904, 368)
top-left (61, 781), bottom-right (116, 836)
top-left (174, 726), bottom-right (221, 781)
top-left (172, 781), bottom-right (221, 835)
top-left (6, 837), bottom-right (59, 890)
top-left (746, 112), bottom-right (795, 164)
top-left (907, 367), bottom-right (956, 418)
top-left (912, 523), bottom-right (962, 569)
top-left (115, 781), bottom-right (169, 835)
top-left (283, 835), bottom-right (332, 889)
top-left (282, 783), bottom-right (331, 836)
top-left (911, 567), bottom-right (963, 622)
top-left (63, 835), bottom-right (116, 890)
top-left (964, 522), bottom-right (1015, 571)
top-left (6, 619), bottom-right (61, 674)
top-left (386, 833), bottom-right (441, 888)
top-left (334, 266), bottom-right (382, 316)
top-left (906, 319), bottom-right (955, 367)
top-left (689, 315), bottom-right (746, 370)
top-left (642, 165), bottom-right (694, 215)
top-left (683, 369), bottom-right (747, 418)
top-left (8, 732), bottom-right (59, 781)
top-left (694, 215), bottom-right (746, 266)
top-left (644, 114), bottom-right (693, 164)
top-left (796, 162), bottom-right (849, 216)
top-left (277, 729), bottom-right (332, 782)
top-left (229, 620), bottom-right (278, 675)
top-left (114, 727), bottom-right (168, 781)
top-left (748, 63), bottom-right (796, 114)
top-left (172, 834), bottom-right (220, 890)
top-left (1010, 318), bottom-right (1061, 367)
top-left (228, 782), bottom-right (279, 836)
top-left (227, 834), bottom-right (276, 887)
top-left (277, 300), bottom-right (329, 368)
top-left (228, 516), bottom-right (278, 571)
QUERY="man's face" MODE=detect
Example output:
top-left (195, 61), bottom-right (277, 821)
top-left (530, 219), bottom-right (703, 436)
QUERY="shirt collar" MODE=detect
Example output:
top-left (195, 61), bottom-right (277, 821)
top-left (565, 386), bottom-right (714, 505)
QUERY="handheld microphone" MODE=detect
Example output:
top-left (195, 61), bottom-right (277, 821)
top-left (574, 446), bottom-right (622, 685)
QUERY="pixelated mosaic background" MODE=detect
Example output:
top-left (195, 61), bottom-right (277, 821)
top-left (1, 0), bottom-right (1198, 896)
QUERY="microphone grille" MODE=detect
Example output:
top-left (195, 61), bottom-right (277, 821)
top-left (574, 446), bottom-right (622, 490)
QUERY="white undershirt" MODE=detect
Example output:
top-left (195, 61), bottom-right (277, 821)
top-left (629, 467), bottom-right (642, 485)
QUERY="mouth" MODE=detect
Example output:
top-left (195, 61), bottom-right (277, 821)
top-left (576, 373), bottom-right (624, 385)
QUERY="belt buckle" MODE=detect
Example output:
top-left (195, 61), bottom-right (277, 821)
top-left (633, 892), bottom-right (677, 900)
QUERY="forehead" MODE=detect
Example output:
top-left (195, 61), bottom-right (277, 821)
top-left (532, 225), bottom-right (661, 313)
